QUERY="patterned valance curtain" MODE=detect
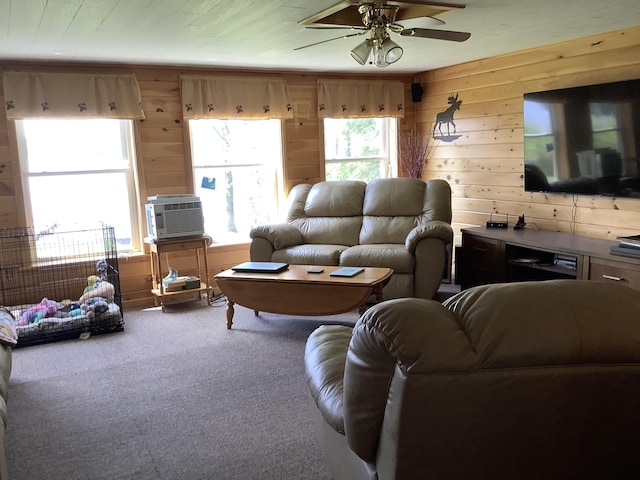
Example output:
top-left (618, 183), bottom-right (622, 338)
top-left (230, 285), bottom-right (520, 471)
top-left (317, 79), bottom-right (405, 118)
top-left (180, 75), bottom-right (293, 120)
top-left (2, 72), bottom-right (145, 119)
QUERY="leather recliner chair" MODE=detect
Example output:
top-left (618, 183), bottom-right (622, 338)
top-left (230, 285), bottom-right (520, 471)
top-left (304, 280), bottom-right (640, 480)
top-left (250, 178), bottom-right (453, 300)
top-left (0, 343), bottom-right (11, 480)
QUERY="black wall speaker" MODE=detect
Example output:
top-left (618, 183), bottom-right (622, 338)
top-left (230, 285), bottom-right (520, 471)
top-left (411, 82), bottom-right (423, 103)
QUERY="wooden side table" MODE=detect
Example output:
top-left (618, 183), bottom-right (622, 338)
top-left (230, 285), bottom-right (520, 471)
top-left (147, 236), bottom-right (213, 312)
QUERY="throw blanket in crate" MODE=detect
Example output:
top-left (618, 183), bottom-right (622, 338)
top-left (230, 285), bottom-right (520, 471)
top-left (0, 224), bottom-right (124, 346)
top-left (8, 300), bottom-right (123, 346)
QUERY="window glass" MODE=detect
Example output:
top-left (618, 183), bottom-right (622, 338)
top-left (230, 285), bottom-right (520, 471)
top-left (16, 119), bottom-right (140, 253)
top-left (190, 119), bottom-right (282, 243)
top-left (324, 117), bottom-right (397, 182)
top-left (590, 103), bottom-right (621, 151)
top-left (523, 101), bottom-right (557, 181)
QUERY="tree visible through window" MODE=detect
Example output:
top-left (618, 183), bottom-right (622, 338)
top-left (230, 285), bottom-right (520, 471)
top-left (189, 119), bottom-right (282, 243)
top-left (324, 117), bottom-right (397, 182)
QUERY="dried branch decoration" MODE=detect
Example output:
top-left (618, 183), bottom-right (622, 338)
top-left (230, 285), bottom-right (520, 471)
top-left (399, 125), bottom-right (434, 179)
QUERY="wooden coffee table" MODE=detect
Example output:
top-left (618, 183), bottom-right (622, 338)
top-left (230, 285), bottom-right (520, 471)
top-left (215, 265), bottom-right (393, 329)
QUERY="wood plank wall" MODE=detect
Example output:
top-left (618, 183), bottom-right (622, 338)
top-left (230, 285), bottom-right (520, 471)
top-left (0, 62), bottom-right (414, 308)
top-left (416, 25), bottom-right (640, 249)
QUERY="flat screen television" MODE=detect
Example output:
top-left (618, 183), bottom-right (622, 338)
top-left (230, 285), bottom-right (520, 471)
top-left (523, 78), bottom-right (640, 197)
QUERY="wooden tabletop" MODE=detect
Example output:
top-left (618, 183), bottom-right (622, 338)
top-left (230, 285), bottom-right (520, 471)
top-left (215, 264), bottom-right (393, 286)
top-left (215, 264), bottom-right (394, 328)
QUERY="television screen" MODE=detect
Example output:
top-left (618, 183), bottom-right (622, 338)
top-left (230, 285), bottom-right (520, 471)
top-left (523, 78), bottom-right (640, 197)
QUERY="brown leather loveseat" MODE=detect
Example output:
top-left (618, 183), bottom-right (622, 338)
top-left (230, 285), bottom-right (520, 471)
top-left (250, 178), bottom-right (453, 300)
top-left (304, 280), bottom-right (640, 480)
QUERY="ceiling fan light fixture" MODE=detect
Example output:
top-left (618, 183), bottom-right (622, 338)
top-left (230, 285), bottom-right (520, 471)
top-left (350, 39), bottom-right (373, 65)
top-left (382, 38), bottom-right (403, 64)
top-left (373, 45), bottom-right (389, 67)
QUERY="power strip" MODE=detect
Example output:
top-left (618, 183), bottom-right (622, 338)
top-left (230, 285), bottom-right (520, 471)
top-left (486, 221), bottom-right (508, 228)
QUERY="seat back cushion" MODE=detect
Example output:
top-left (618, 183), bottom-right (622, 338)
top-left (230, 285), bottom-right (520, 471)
top-left (442, 279), bottom-right (640, 368)
top-left (289, 181), bottom-right (366, 246)
top-left (361, 178), bottom-right (425, 244)
top-left (361, 178), bottom-right (452, 244)
top-left (423, 178), bottom-right (452, 224)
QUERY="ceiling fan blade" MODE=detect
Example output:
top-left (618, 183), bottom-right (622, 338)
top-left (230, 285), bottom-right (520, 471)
top-left (293, 31), bottom-right (367, 51)
top-left (399, 28), bottom-right (471, 42)
top-left (397, 15), bottom-right (446, 29)
top-left (305, 26), bottom-right (368, 31)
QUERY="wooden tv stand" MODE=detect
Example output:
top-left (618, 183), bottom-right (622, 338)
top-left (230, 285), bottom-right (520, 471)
top-left (458, 226), bottom-right (640, 292)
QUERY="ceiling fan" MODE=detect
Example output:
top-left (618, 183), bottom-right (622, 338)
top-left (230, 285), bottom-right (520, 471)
top-left (295, 1), bottom-right (471, 67)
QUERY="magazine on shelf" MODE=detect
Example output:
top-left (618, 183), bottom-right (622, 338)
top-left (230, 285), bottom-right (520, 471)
top-left (618, 241), bottom-right (640, 251)
top-left (610, 245), bottom-right (640, 259)
top-left (616, 234), bottom-right (640, 248)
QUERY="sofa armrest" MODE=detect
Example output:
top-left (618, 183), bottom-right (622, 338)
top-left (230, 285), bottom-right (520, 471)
top-left (405, 220), bottom-right (453, 253)
top-left (343, 298), bottom-right (473, 464)
top-left (304, 325), bottom-right (353, 436)
top-left (250, 223), bottom-right (303, 250)
top-left (0, 343), bottom-right (11, 480)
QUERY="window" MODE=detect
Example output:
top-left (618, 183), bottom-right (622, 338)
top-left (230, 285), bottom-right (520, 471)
top-left (523, 100), bottom-right (558, 181)
top-left (189, 119), bottom-right (283, 243)
top-left (590, 102), bottom-right (630, 165)
top-left (15, 119), bottom-right (141, 253)
top-left (324, 117), bottom-right (397, 182)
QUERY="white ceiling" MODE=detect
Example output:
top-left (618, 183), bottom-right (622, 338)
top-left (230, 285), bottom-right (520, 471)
top-left (0, 0), bottom-right (639, 74)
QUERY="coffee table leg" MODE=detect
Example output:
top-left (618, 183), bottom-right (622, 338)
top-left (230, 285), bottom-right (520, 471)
top-left (358, 283), bottom-right (386, 315)
top-left (226, 300), bottom-right (235, 329)
top-left (374, 283), bottom-right (384, 304)
top-left (254, 310), bottom-right (259, 316)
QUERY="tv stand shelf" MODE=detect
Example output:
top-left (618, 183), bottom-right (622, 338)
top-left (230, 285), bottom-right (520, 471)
top-left (459, 226), bottom-right (640, 291)
top-left (507, 259), bottom-right (575, 277)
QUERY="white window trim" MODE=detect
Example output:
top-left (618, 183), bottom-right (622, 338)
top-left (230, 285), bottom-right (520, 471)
top-left (188, 118), bottom-right (285, 244)
top-left (323, 117), bottom-right (398, 180)
top-left (14, 119), bottom-right (142, 254)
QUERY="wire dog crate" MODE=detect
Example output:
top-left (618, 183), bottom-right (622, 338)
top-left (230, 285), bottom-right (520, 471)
top-left (0, 224), bottom-right (124, 346)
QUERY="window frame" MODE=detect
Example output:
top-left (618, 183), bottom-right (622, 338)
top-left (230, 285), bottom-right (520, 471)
top-left (13, 118), bottom-right (143, 254)
top-left (323, 117), bottom-right (398, 181)
top-left (187, 118), bottom-right (285, 245)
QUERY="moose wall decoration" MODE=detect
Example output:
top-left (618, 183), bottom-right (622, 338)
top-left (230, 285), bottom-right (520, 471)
top-left (433, 92), bottom-right (462, 142)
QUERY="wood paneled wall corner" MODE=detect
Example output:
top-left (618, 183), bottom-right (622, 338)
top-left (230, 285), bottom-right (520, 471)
top-left (417, 25), bottom-right (640, 249)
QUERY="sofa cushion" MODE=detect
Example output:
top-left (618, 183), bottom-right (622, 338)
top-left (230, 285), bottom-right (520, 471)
top-left (292, 217), bottom-right (363, 246)
top-left (272, 244), bottom-right (347, 265)
top-left (442, 280), bottom-right (640, 369)
top-left (305, 181), bottom-right (366, 217)
top-left (340, 244), bottom-right (413, 273)
top-left (360, 216), bottom-right (419, 245)
top-left (288, 181), bottom-right (366, 246)
top-left (362, 178), bottom-right (426, 217)
top-left (360, 178), bottom-right (426, 244)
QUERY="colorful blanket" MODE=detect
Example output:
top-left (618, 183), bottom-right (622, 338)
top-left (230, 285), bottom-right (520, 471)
top-left (0, 307), bottom-right (18, 346)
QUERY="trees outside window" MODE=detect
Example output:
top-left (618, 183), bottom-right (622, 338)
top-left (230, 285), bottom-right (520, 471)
top-left (324, 117), bottom-right (397, 182)
top-left (189, 119), bottom-right (283, 243)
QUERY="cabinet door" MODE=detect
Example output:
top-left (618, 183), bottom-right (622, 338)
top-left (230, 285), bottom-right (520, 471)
top-left (460, 233), bottom-right (505, 289)
top-left (589, 257), bottom-right (640, 292)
